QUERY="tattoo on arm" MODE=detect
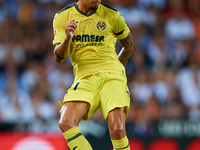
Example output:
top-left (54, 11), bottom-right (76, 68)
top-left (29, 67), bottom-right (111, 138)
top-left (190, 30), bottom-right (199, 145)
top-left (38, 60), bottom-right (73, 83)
top-left (118, 33), bottom-right (134, 66)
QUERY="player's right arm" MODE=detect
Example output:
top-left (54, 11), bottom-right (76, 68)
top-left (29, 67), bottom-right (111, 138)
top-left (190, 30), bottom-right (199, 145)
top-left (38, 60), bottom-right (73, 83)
top-left (53, 14), bottom-right (77, 63)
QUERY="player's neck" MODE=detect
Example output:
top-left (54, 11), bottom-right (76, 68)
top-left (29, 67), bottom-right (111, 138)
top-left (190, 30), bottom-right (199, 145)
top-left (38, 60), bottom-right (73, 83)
top-left (77, 2), bottom-right (95, 15)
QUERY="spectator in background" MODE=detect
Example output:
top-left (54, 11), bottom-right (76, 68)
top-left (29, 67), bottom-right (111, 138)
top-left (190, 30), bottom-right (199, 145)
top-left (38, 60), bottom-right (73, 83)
top-left (115, 0), bottom-right (156, 28)
top-left (0, 0), bottom-right (8, 27)
top-left (165, 87), bottom-right (187, 119)
top-left (138, 0), bottom-right (166, 9)
top-left (187, 0), bottom-right (200, 40)
top-left (176, 53), bottom-right (200, 120)
top-left (146, 34), bottom-right (168, 69)
top-left (129, 47), bottom-right (150, 74)
top-left (127, 100), bottom-right (150, 137)
top-left (145, 95), bottom-right (162, 136)
top-left (47, 62), bottom-right (74, 102)
top-left (187, 0), bottom-right (200, 65)
top-left (129, 70), bottom-right (153, 103)
top-left (152, 69), bottom-right (170, 104)
top-left (164, 0), bottom-right (195, 40)
top-left (145, 96), bottom-right (162, 121)
top-left (0, 67), bottom-right (35, 123)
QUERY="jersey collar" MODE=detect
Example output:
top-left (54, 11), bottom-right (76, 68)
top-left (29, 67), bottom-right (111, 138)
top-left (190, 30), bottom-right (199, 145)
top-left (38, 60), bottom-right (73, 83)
top-left (75, 2), bottom-right (96, 17)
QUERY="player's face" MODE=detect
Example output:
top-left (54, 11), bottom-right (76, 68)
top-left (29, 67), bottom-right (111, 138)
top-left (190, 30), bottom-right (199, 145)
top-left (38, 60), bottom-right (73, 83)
top-left (85, 0), bottom-right (101, 10)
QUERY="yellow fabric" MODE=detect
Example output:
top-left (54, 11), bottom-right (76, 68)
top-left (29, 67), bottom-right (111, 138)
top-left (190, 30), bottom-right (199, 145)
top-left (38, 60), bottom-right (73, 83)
top-left (63, 127), bottom-right (80, 140)
top-left (53, 2), bottom-right (130, 81)
top-left (63, 127), bottom-right (93, 150)
top-left (59, 72), bottom-right (130, 120)
top-left (112, 136), bottom-right (130, 150)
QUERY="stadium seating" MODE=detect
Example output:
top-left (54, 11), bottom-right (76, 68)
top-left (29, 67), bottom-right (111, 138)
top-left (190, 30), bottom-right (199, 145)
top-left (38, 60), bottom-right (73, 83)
top-left (129, 139), bottom-right (145, 150)
top-left (185, 139), bottom-right (200, 150)
top-left (148, 138), bottom-right (179, 150)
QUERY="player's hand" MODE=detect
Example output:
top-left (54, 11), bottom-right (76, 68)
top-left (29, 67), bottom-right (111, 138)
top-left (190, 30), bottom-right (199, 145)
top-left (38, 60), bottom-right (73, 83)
top-left (65, 19), bottom-right (77, 38)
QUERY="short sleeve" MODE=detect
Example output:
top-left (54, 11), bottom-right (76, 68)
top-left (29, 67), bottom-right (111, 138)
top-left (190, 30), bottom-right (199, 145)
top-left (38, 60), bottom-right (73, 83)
top-left (52, 13), bottom-right (66, 46)
top-left (113, 11), bottom-right (130, 40)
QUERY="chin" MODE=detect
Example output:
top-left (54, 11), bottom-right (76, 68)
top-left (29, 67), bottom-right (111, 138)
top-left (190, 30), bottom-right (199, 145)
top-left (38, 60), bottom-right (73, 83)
top-left (91, 7), bottom-right (98, 10)
top-left (90, 3), bottom-right (99, 10)
top-left (91, 5), bottom-right (99, 10)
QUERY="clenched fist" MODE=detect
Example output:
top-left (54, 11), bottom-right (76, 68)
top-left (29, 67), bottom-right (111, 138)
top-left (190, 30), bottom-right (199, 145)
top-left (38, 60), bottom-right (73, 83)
top-left (65, 19), bottom-right (77, 38)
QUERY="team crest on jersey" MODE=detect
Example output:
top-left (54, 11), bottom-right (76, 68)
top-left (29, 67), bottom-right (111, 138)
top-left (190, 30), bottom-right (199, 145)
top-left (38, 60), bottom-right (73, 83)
top-left (97, 21), bottom-right (106, 31)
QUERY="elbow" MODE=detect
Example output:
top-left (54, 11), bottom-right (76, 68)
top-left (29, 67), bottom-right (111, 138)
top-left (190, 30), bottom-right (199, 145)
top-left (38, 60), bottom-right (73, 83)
top-left (53, 52), bottom-right (64, 63)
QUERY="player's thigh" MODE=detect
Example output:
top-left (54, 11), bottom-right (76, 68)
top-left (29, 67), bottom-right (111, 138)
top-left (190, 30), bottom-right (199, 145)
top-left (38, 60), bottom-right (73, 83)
top-left (100, 72), bottom-right (130, 120)
top-left (61, 75), bottom-right (100, 120)
top-left (60, 101), bottom-right (90, 123)
top-left (59, 101), bottom-right (90, 132)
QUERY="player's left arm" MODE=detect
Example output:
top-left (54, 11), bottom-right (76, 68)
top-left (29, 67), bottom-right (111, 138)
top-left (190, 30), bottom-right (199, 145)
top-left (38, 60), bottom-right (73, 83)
top-left (118, 33), bottom-right (134, 66)
top-left (113, 11), bottom-right (134, 66)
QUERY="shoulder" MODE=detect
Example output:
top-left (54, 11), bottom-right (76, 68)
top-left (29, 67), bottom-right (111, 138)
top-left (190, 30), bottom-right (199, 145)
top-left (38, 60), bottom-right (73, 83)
top-left (99, 3), bottom-right (120, 21)
top-left (56, 3), bottom-right (75, 14)
top-left (100, 2), bottom-right (118, 12)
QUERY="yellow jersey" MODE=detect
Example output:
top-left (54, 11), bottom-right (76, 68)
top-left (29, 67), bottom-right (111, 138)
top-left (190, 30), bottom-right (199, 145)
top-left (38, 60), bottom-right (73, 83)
top-left (53, 2), bottom-right (130, 81)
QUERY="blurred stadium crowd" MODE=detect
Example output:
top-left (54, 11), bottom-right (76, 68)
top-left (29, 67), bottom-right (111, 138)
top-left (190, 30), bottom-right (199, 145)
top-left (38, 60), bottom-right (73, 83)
top-left (0, 0), bottom-right (200, 134)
